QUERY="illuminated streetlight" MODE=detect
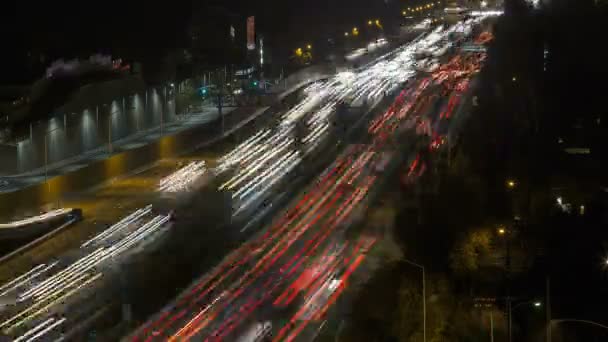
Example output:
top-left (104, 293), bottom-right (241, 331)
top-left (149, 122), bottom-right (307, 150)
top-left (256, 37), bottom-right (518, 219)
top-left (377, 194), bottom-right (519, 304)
top-left (375, 19), bottom-right (381, 25)
top-left (498, 227), bottom-right (506, 235)
top-left (368, 20), bottom-right (373, 25)
top-left (306, 44), bottom-right (312, 50)
top-left (402, 10), bottom-right (407, 15)
top-left (344, 32), bottom-right (349, 37)
top-left (507, 180), bottom-right (516, 189)
top-left (510, 300), bottom-right (543, 339)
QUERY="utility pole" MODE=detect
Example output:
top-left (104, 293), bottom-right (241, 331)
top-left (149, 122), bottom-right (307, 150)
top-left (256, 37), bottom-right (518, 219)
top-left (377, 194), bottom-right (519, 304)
top-left (403, 259), bottom-right (426, 342)
top-left (108, 111), bottom-right (119, 154)
top-left (44, 127), bottom-right (62, 200)
top-left (422, 265), bottom-right (426, 342)
top-left (502, 227), bottom-right (512, 342)
top-left (44, 134), bottom-right (49, 195)
top-left (108, 114), bottom-right (112, 154)
top-left (546, 277), bottom-right (551, 342)
top-left (508, 298), bottom-right (512, 342)
top-left (218, 90), bottom-right (224, 135)
top-left (490, 311), bottom-right (494, 342)
top-left (162, 86), bottom-right (167, 136)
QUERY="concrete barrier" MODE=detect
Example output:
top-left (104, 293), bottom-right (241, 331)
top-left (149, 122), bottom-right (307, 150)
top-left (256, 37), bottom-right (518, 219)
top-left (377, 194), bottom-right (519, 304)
top-left (0, 217), bottom-right (79, 264)
top-left (0, 106), bottom-right (269, 219)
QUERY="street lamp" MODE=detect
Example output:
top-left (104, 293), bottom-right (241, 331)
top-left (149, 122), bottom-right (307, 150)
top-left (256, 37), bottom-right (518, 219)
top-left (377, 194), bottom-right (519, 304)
top-left (108, 110), bottom-right (120, 154)
top-left (498, 227), bottom-right (506, 235)
top-left (403, 259), bottom-right (426, 342)
top-left (306, 44), bottom-right (312, 50)
top-left (44, 127), bottom-right (63, 197)
top-left (509, 300), bottom-right (542, 342)
top-left (507, 179), bottom-right (516, 189)
top-left (344, 32), bottom-right (349, 37)
top-left (368, 20), bottom-right (373, 26)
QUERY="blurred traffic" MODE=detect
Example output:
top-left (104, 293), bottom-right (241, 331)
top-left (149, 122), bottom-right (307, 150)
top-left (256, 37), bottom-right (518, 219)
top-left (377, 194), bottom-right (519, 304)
top-left (132, 16), bottom-right (492, 342)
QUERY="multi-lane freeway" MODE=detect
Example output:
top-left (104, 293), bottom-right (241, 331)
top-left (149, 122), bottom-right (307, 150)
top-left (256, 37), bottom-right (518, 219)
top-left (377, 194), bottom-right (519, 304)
top-left (0, 11), bottom-right (497, 341)
top-left (131, 16), bottom-right (492, 342)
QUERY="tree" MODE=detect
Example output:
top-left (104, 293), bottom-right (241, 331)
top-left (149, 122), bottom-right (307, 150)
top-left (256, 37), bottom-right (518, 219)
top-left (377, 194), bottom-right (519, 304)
top-left (449, 229), bottom-right (493, 275)
top-left (175, 82), bottom-right (201, 115)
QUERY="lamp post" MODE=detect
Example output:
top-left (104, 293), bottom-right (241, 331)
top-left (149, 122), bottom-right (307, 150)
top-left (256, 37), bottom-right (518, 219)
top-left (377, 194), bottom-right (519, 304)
top-left (108, 110), bottom-right (120, 154)
top-left (403, 258), bottom-right (426, 342)
top-left (44, 126), bottom-right (63, 199)
top-left (162, 86), bottom-right (168, 136)
top-left (509, 300), bottom-right (542, 341)
top-left (497, 226), bottom-right (513, 342)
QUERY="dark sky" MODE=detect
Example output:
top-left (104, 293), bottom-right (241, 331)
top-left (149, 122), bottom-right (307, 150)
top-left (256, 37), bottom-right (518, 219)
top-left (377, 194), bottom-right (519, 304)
top-left (1, 0), bottom-right (408, 82)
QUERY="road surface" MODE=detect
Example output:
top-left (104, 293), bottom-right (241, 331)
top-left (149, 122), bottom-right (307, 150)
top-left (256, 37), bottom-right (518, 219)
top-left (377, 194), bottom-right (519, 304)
top-left (131, 16), bottom-right (491, 342)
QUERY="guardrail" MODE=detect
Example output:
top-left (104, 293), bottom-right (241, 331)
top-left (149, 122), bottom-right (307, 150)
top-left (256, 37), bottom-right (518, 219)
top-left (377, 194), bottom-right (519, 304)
top-left (0, 214), bottom-right (81, 265)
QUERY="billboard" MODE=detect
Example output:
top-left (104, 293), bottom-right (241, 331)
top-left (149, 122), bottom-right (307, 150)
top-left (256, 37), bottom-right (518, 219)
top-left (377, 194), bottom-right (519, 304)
top-left (247, 16), bottom-right (256, 50)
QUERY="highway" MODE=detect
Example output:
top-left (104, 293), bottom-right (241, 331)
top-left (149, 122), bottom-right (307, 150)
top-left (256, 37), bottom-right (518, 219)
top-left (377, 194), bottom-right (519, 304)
top-left (0, 12), bottom-right (496, 340)
top-left (131, 16), bottom-right (491, 342)
top-left (0, 205), bottom-right (172, 340)
top-left (0, 103), bottom-right (299, 341)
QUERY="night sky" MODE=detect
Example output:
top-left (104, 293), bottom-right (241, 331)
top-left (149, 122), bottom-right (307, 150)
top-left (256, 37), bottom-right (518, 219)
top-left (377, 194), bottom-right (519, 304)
top-left (1, 0), bottom-right (408, 83)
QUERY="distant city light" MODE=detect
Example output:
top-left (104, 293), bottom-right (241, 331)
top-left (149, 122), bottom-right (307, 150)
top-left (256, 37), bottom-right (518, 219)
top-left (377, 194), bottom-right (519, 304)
top-left (470, 10), bottom-right (503, 17)
top-left (526, 0), bottom-right (541, 9)
top-left (260, 38), bottom-right (264, 66)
